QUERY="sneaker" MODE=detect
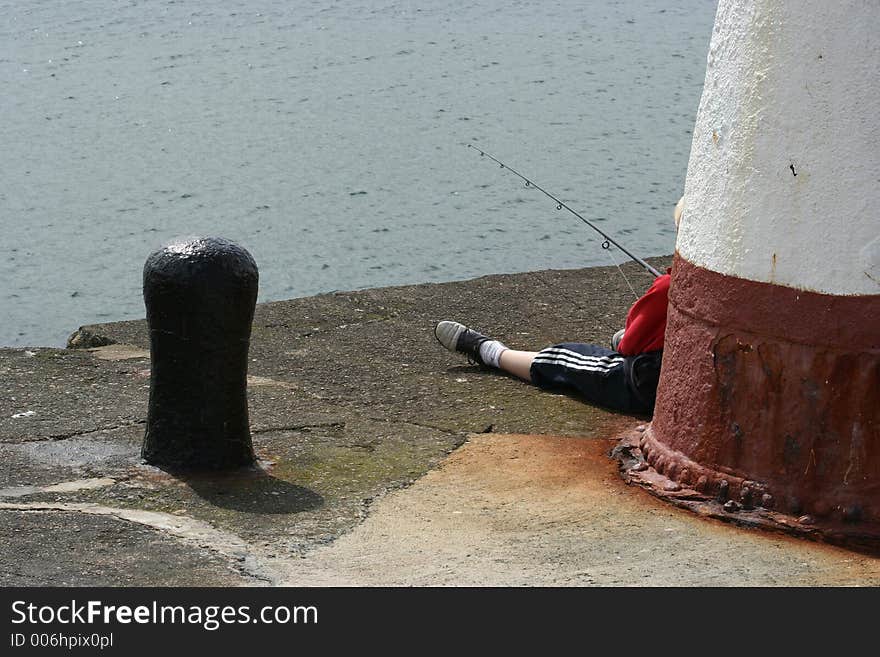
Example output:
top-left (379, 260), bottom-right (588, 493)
top-left (434, 320), bottom-right (492, 366)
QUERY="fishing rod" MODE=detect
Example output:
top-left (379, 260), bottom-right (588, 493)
top-left (467, 144), bottom-right (662, 278)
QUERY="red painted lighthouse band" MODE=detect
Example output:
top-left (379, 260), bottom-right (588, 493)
top-left (648, 254), bottom-right (880, 523)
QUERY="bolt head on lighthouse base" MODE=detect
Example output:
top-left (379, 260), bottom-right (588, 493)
top-left (614, 425), bottom-right (880, 553)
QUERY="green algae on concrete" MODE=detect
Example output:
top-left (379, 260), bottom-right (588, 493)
top-left (27, 416), bottom-right (465, 556)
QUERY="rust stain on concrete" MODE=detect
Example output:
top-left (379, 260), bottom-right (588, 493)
top-left (287, 430), bottom-right (880, 586)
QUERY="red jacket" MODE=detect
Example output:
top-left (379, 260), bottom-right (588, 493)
top-left (616, 272), bottom-right (670, 356)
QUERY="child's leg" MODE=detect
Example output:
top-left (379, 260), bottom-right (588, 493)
top-left (530, 343), bottom-right (643, 412)
top-left (498, 349), bottom-right (537, 382)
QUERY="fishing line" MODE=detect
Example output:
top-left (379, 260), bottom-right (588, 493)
top-left (467, 144), bottom-right (662, 279)
top-left (601, 244), bottom-right (640, 302)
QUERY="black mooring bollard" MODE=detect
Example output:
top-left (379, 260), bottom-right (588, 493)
top-left (141, 237), bottom-right (258, 470)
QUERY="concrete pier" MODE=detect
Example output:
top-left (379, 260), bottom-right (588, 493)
top-left (3, 258), bottom-right (880, 585)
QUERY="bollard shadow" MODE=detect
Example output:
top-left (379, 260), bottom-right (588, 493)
top-left (166, 465), bottom-right (324, 515)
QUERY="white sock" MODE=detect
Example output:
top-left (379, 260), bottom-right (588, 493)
top-left (479, 340), bottom-right (508, 368)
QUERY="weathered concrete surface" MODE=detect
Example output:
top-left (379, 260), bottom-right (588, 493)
top-left (3, 257), bottom-right (880, 585)
top-left (287, 434), bottom-right (880, 586)
top-left (0, 510), bottom-right (256, 586)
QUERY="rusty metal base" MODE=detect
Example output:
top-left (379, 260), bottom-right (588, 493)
top-left (612, 426), bottom-right (880, 555)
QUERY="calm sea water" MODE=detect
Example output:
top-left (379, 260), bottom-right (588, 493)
top-left (1, 0), bottom-right (717, 347)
